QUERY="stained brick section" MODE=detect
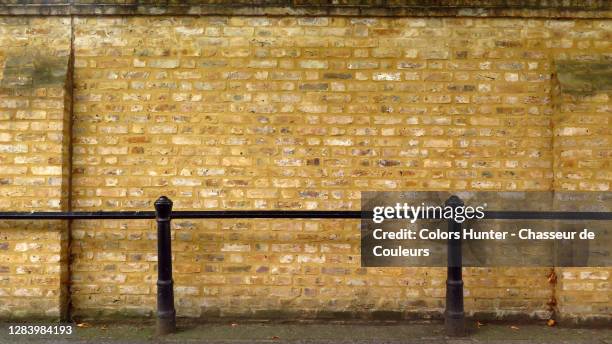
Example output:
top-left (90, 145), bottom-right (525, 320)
top-left (553, 58), bottom-right (611, 323)
top-left (0, 17), bottom-right (71, 319)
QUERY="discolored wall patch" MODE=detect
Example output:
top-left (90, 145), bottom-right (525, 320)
top-left (555, 61), bottom-right (612, 95)
top-left (1, 50), bottom-right (69, 88)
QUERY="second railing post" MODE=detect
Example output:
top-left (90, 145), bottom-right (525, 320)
top-left (445, 195), bottom-right (466, 336)
top-left (155, 196), bottom-right (176, 335)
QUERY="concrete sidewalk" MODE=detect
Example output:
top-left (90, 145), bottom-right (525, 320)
top-left (1, 322), bottom-right (610, 344)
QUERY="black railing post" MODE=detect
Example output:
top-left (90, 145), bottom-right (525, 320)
top-left (445, 195), bottom-right (465, 337)
top-left (154, 196), bottom-right (176, 335)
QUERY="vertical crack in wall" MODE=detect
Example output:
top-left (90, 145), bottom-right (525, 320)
top-left (60, 15), bottom-right (75, 322)
top-left (546, 267), bottom-right (558, 321)
top-left (548, 60), bottom-right (562, 323)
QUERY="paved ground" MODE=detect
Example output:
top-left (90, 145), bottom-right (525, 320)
top-left (1, 321), bottom-right (610, 344)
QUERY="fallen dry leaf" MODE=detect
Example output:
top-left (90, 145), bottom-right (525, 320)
top-left (547, 319), bottom-right (556, 327)
top-left (271, 336), bottom-right (280, 340)
top-left (231, 323), bottom-right (238, 327)
top-left (510, 326), bottom-right (520, 330)
top-left (76, 323), bottom-right (90, 328)
top-left (547, 270), bottom-right (557, 284)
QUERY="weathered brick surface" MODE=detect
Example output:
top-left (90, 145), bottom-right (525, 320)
top-left (0, 17), bottom-right (71, 319)
top-left (68, 16), bottom-right (609, 322)
top-left (0, 14), bottom-right (609, 323)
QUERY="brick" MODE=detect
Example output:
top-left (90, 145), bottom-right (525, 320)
top-left (95, 252), bottom-right (127, 262)
top-left (0, 144), bottom-right (28, 153)
top-left (373, 72), bottom-right (401, 81)
top-left (30, 166), bottom-right (62, 175)
top-left (223, 27), bottom-right (254, 36)
top-left (148, 59), bottom-right (180, 68)
top-left (348, 61), bottom-right (378, 69)
top-left (14, 288), bottom-right (43, 297)
top-left (15, 110), bottom-right (46, 119)
top-left (300, 60), bottom-right (328, 69)
top-left (325, 138), bottom-right (353, 146)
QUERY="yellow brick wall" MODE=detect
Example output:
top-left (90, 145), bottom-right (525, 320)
top-left (0, 17), bottom-right (71, 319)
top-left (69, 16), bottom-right (609, 322)
top-left (0, 15), bottom-right (609, 322)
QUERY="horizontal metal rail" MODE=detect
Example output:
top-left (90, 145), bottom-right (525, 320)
top-left (0, 211), bottom-right (156, 220)
top-left (482, 211), bottom-right (611, 220)
top-left (0, 210), bottom-right (609, 220)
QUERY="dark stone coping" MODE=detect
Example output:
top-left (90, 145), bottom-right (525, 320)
top-left (0, 1), bottom-right (610, 18)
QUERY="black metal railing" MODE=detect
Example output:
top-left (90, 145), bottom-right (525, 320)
top-left (1, 195), bottom-right (610, 336)
top-left (1, 209), bottom-right (609, 220)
